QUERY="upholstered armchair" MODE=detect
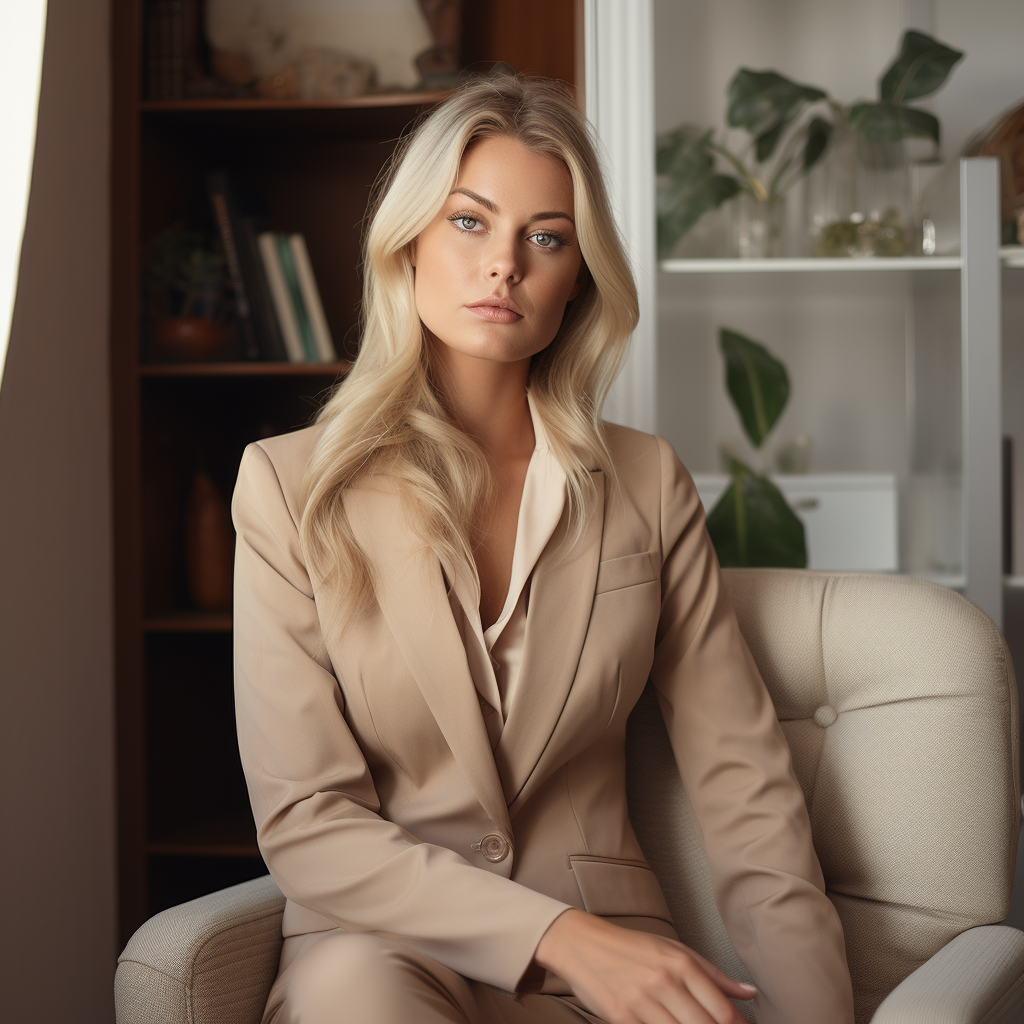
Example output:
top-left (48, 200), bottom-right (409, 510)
top-left (115, 569), bottom-right (1024, 1023)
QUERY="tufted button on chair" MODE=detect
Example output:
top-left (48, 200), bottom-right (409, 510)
top-left (115, 569), bottom-right (1024, 1024)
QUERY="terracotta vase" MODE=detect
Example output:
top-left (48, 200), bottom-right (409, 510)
top-left (185, 470), bottom-right (234, 610)
top-left (154, 316), bottom-right (227, 361)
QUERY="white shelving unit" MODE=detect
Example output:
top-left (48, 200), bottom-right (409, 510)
top-left (586, 0), bottom-right (1005, 630)
top-left (661, 257), bottom-right (964, 273)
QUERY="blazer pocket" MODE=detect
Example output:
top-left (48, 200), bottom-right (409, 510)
top-left (595, 550), bottom-right (659, 595)
top-left (569, 855), bottom-right (674, 923)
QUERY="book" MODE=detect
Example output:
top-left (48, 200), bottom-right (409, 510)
top-left (205, 171), bottom-right (261, 361)
top-left (274, 234), bottom-right (318, 362)
top-left (146, 0), bottom-right (185, 100)
top-left (288, 234), bottom-right (338, 362)
top-left (237, 216), bottom-right (288, 361)
top-left (257, 232), bottom-right (307, 363)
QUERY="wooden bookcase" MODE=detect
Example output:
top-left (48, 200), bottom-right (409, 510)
top-left (111, 0), bottom-right (579, 946)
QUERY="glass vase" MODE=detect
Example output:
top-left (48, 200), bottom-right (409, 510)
top-left (804, 123), bottom-right (912, 257)
top-left (728, 192), bottom-right (785, 258)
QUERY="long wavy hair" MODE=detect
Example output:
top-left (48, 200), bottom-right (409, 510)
top-left (299, 74), bottom-right (639, 634)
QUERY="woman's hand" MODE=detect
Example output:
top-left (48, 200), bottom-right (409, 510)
top-left (532, 909), bottom-right (756, 1024)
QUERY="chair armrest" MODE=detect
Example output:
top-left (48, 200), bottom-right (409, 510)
top-left (115, 874), bottom-right (286, 1024)
top-left (870, 925), bottom-right (1024, 1023)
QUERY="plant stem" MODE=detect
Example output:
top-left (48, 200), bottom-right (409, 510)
top-left (708, 141), bottom-right (768, 200)
top-left (741, 347), bottom-right (770, 443)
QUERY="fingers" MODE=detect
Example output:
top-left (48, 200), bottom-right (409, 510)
top-left (535, 913), bottom-right (752, 1024)
top-left (668, 960), bottom-right (747, 1024)
top-left (633, 987), bottom-right (718, 1024)
top-left (684, 947), bottom-right (757, 1002)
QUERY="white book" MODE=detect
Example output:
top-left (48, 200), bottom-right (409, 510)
top-left (257, 231), bottom-right (305, 363)
top-left (288, 234), bottom-right (338, 362)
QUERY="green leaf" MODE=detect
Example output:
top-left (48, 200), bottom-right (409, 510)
top-left (802, 116), bottom-right (833, 172)
top-left (719, 328), bottom-right (789, 448)
top-left (727, 69), bottom-right (828, 163)
top-left (655, 126), bottom-right (741, 255)
top-left (879, 30), bottom-right (964, 103)
top-left (655, 124), bottom-right (712, 178)
top-left (705, 459), bottom-right (807, 568)
top-left (657, 174), bottom-right (740, 255)
top-left (848, 101), bottom-right (939, 145)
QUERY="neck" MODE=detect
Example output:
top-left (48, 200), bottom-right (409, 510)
top-left (429, 338), bottom-right (535, 460)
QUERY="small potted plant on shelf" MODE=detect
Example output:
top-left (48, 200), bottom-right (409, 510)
top-left (657, 30), bottom-right (964, 260)
top-left (144, 225), bottom-right (229, 362)
top-left (657, 70), bottom-right (830, 259)
top-left (807, 30), bottom-right (964, 257)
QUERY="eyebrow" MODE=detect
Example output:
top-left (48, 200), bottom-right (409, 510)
top-left (448, 187), bottom-right (575, 225)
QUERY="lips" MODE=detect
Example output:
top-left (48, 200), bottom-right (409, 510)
top-left (466, 296), bottom-right (523, 323)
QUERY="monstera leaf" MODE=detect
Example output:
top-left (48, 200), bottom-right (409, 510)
top-left (848, 101), bottom-right (941, 146)
top-left (656, 125), bottom-right (741, 256)
top-left (719, 328), bottom-right (790, 448)
top-left (706, 459), bottom-right (807, 568)
top-left (802, 116), bottom-right (833, 172)
top-left (726, 69), bottom-right (827, 163)
top-left (879, 30), bottom-right (964, 104)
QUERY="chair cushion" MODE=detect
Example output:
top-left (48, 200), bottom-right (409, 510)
top-left (115, 874), bottom-right (285, 1024)
top-left (627, 568), bottom-right (1020, 1024)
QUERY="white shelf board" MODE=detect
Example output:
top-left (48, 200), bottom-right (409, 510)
top-left (660, 256), bottom-right (963, 274)
top-left (1000, 246), bottom-right (1024, 268)
top-left (1005, 575), bottom-right (1024, 589)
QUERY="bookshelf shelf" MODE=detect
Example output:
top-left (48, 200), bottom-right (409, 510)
top-left (147, 814), bottom-right (260, 859)
top-left (144, 611), bottom-right (232, 632)
top-left (139, 361), bottom-right (350, 377)
top-left (140, 90), bottom-right (452, 113)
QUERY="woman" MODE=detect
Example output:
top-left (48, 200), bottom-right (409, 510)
top-left (231, 76), bottom-right (855, 1024)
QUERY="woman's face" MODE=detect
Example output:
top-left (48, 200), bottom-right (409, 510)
top-left (411, 135), bottom-right (584, 371)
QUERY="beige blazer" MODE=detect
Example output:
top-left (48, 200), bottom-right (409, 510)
top-left (231, 420), bottom-right (855, 1024)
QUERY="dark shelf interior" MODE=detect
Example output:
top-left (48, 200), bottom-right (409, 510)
top-left (140, 373), bottom-right (333, 617)
top-left (140, 361), bottom-right (350, 377)
top-left (147, 854), bottom-right (269, 917)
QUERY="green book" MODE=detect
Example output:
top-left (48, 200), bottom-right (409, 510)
top-left (274, 233), bottom-right (318, 362)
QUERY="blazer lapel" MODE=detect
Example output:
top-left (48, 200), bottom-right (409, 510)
top-left (344, 478), bottom-right (512, 837)
top-left (496, 470), bottom-right (605, 806)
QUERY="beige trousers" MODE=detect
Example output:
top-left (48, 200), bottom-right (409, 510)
top-left (261, 929), bottom-right (606, 1024)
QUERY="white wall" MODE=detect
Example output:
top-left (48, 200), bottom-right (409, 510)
top-left (0, 0), bottom-right (116, 1020)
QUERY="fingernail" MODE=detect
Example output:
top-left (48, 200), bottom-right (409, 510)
top-left (739, 982), bottom-right (757, 994)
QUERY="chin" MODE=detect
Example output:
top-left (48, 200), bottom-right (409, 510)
top-left (432, 328), bottom-right (543, 366)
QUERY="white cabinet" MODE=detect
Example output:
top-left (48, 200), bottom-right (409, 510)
top-left (692, 473), bottom-right (899, 572)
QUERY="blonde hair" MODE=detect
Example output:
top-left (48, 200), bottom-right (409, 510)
top-left (299, 75), bottom-right (639, 633)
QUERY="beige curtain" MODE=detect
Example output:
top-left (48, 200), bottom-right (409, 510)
top-left (0, 1), bottom-right (48, 391)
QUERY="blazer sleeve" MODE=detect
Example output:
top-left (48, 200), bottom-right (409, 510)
top-left (231, 441), bottom-right (571, 993)
top-left (648, 435), bottom-right (855, 1024)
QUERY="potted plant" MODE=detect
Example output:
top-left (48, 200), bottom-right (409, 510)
top-left (144, 225), bottom-right (228, 360)
top-left (656, 30), bottom-right (964, 260)
top-left (705, 328), bottom-right (807, 568)
top-left (657, 70), bottom-right (830, 258)
top-left (807, 30), bottom-right (964, 257)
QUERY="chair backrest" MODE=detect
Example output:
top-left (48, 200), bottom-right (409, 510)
top-left (626, 568), bottom-right (1020, 1024)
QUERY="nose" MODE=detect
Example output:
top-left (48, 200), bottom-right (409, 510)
top-left (485, 233), bottom-right (522, 285)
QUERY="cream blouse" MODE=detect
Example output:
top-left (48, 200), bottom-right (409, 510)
top-left (445, 391), bottom-right (567, 750)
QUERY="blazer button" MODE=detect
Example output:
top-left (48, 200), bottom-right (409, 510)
top-left (472, 833), bottom-right (510, 862)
